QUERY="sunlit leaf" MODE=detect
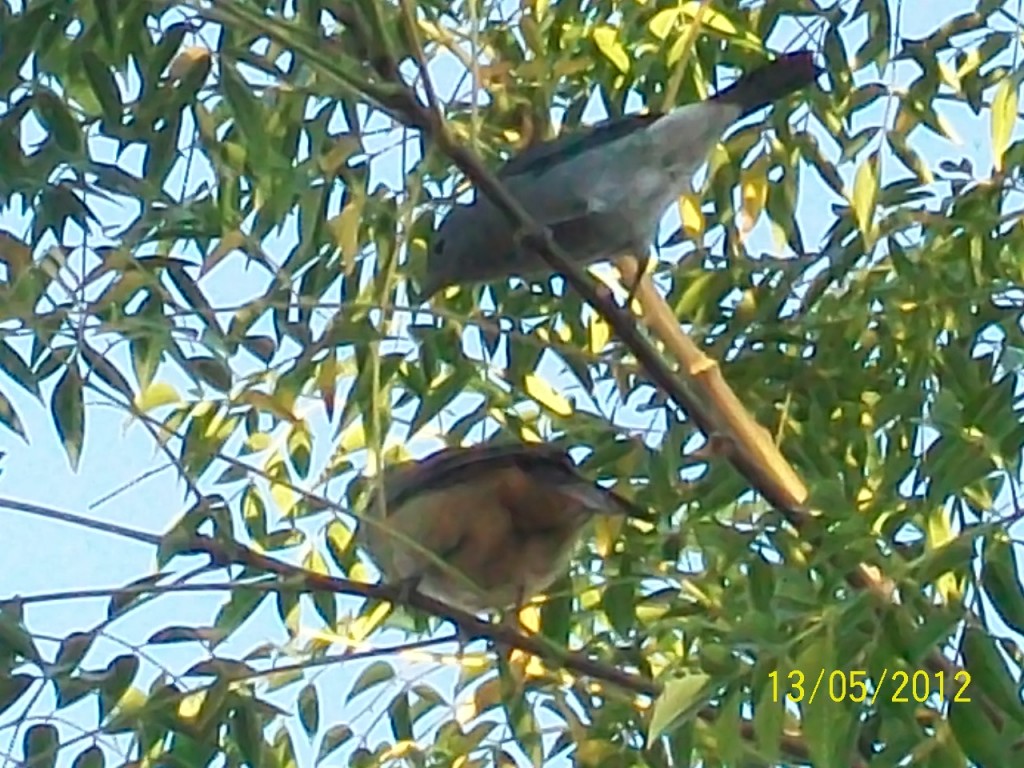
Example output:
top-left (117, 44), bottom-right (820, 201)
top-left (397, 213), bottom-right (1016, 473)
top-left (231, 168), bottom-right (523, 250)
top-left (991, 78), bottom-right (1019, 172)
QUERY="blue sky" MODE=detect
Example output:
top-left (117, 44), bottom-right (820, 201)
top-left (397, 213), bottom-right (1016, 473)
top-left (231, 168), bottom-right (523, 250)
top-left (2, 0), bottom-right (1022, 765)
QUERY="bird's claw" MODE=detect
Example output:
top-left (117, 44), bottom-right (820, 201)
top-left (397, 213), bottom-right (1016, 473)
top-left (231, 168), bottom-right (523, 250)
top-left (393, 575), bottom-right (422, 606)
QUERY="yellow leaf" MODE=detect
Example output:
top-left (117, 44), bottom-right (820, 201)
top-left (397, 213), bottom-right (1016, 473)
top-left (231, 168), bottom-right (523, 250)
top-left (467, 677), bottom-right (503, 721)
top-left (134, 381), bottom-right (179, 412)
top-left (677, 193), bottom-right (704, 239)
top-left (957, 48), bottom-right (981, 77)
top-left (178, 690), bottom-right (207, 719)
top-left (592, 26), bottom-right (630, 74)
top-left (318, 135), bottom-right (361, 176)
top-left (520, 424), bottom-right (544, 443)
top-left (523, 373), bottom-right (573, 416)
top-left (594, 515), bottom-right (623, 558)
top-left (267, 453), bottom-right (298, 517)
top-left (926, 505), bottom-right (954, 548)
top-left (348, 560), bottom-right (373, 586)
top-left (648, 8), bottom-right (680, 40)
top-left (339, 420), bottom-right (366, 453)
top-left (739, 164), bottom-right (767, 232)
top-left (938, 62), bottom-right (961, 93)
top-left (648, 674), bottom-right (712, 741)
top-left (245, 432), bottom-right (272, 451)
top-left (851, 155), bottom-right (878, 244)
top-left (517, 604), bottom-right (541, 633)
top-left (587, 314), bottom-right (610, 353)
top-left (330, 194), bottom-right (363, 272)
top-left (380, 742), bottom-right (419, 761)
top-left (304, 549), bottom-right (329, 575)
top-left (681, 1), bottom-right (736, 35)
top-left (991, 78), bottom-right (1019, 172)
top-left (239, 391), bottom-right (296, 422)
top-left (926, 506), bottom-right (961, 603)
top-left (680, 1), bottom-right (762, 45)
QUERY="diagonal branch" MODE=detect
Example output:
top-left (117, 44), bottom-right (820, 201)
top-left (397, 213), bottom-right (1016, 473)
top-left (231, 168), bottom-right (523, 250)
top-left (2, 494), bottom-right (843, 766)
top-left (348, 13), bottom-right (999, 726)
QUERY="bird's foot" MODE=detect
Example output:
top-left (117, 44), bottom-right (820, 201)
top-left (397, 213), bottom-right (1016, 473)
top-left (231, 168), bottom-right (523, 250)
top-left (513, 225), bottom-right (546, 255)
top-left (393, 575), bottom-right (422, 606)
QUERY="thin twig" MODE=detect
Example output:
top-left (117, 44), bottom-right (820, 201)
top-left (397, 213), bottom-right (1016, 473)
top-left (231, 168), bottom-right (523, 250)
top-left (1, 495), bottom-right (659, 697)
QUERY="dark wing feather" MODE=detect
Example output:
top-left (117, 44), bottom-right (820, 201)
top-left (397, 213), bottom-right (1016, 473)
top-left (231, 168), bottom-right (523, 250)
top-left (497, 52), bottom-right (816, 181)
top-left (498, 113), bottom-right (663, 179)
top-left (381, 443), bottom-right (569, 510)
top-left (383, 442), bottom-right (646, 519)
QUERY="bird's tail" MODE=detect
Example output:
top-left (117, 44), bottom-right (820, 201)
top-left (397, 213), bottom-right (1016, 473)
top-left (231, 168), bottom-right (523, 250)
top-left (711, 51), bottom-right (819, 118)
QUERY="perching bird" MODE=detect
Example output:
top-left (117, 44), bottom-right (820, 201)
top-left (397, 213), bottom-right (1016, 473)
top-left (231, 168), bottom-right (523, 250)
top-left (357, 442), bottom-right (643, 613)
top-left (418, 51), bottom-right (819, 299)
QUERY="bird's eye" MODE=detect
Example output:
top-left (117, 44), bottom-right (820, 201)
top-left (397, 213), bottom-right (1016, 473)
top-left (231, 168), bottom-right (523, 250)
top-left (432, 237), bottom-right (445, 253)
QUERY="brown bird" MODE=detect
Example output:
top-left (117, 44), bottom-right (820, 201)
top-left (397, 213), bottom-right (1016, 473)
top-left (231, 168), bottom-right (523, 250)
top-left (357, 442), bottom-right (643, 613)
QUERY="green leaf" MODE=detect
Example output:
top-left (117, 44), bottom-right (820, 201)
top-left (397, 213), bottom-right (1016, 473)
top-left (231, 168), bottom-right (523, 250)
top-left (34, 89), bottom-right (82, 155)
top-left (949, 695), bottom-right (1010, 765)
top-left (298, 683), bottom-right (319, 737)
top-left (54, 631), bottom-right (97, 672)
top-left (287, 423), bottom-right (312, 478)
top-left (648, 674), bottom-right (712, 741)
top-left (23, 723), bottom-right (58, 768)
top-left (80, 344), bottom-right (133, 399)
top-left (70, 745), bottom-right (105, 768)
top-left (51, 363), bottom-right (85, 470)
top-left (185, 356), bottom-right (233, 392)
top-left (961, 626), bottom-right (1024, 726)
top-left (388, 690), bottom-right (413, 741)
top-left (752, 667), bottom-right (784, 762)
top-left (0, 389), bottom-right (27, 439)
top-left (980, 537), bottom-right (1024, 635)
top-left (0, 339), bottom-right (40, 397)
top-left (221, 61), bottom-right (268, 150)
top-left (97, 654), bottom-right (140, 720)
top-left (0, 672), bottom-right (32, 711)
top-left (317, 724), bottom-right (354, 761)
top-left (214, 588), bottom-right (267, 639)
top-left (229, 703), bottom-right (265, 766)
top-left (81, 52), bottom-right (122, 124)
top-left (347, 661), bottom-right (396, 703)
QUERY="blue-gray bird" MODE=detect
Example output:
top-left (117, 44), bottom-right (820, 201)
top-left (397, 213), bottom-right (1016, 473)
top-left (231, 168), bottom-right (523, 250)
top-left (357, 442), bottom-right (642, 613)
top-left (418, 51), bottom-right (818, 299)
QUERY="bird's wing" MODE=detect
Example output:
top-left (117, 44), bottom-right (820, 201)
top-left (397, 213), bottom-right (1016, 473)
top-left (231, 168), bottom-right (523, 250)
top-left (499, 113), bottom-right (662, 180)
top-left (382, 443), bottom-right (644, 519)
top-left (381, 443), bottom-right (566, 510)
top-left (496, 50), bottom-right (816, 186)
